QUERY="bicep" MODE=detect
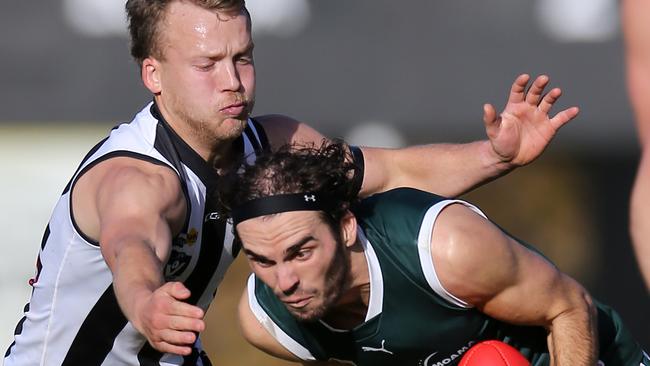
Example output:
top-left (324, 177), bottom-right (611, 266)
top-left (92, 159), bottom-right (186, 266)
top-left (431, 204), bottom-right (582, 327)
top-left (255, 114), bottom-right (328, 148)
top-left (623, 0), bottom-right (650, 140)
top-left (354, 147), bottom-right (395, 196)
top-left (257, 115), bottom-right (386, 197)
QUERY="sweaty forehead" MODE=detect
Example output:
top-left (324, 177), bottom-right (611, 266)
top-left (160, 2), bottom-right (251, 48)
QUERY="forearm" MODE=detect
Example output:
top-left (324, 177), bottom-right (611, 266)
top-left (630, 151), bottom-right (650, 289)
top-left (547, 287), bottom-right (598, 365)
top-left (361, 141), bottom-right (512, 197)
top-left (109, 241), bottom-right (166, 330)
top-left (623, 0), bottom-right (650, 143)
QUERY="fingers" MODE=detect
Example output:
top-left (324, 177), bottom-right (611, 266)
top-left (151, 331), bottom-right (196, 356)
top-left (157, 328), bottom-right (197, 346)
top-left (538, 88), bottom-right (562, 114)
top-left (141, 282), bottom-right (206, 355)
top-left (512, 74), bottom-right (574, 117)
top-left (146, 311), bottom-right (204, 354)
top-left (152, 282), bottom-right (204, 320)
top-left (525, 75), bottom-right (549, 106)
top-left (168, 314), bottom-right (205, 333)
top-left (151, 342), bottom-right (193, 356)
top-left (146, 304), bottom-right (205, 334)
top-left (507, 74), bottom-right (531, 104)
top-left (170, 300), bottom-right (205, 319)
top-left (550, 106), bottom-right (580, 129)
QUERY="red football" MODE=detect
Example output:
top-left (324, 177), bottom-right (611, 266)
top-left (459, 340), bottom-right (530, 366)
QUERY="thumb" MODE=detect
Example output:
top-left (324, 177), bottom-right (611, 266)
top-left (164, 281), bottom-right (191, 300)
top-left (483, 103), bottom-right (497, 127)
top-left (483, 104), bottom-right (499, 139)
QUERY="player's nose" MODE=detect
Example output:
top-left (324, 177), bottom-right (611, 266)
top-left (276, 265), bottom-right (299, 295)
top-left (217, 60), bottom-right (241, 92)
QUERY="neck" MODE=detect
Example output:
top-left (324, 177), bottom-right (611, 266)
top-left (211, 143), bottom-right (240, 175)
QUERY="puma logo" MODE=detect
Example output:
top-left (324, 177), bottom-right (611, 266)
top-left (361, 340), bottom-right (393, 355)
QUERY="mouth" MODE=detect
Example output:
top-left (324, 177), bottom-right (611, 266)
top-left (219, 101), bottom-right (247, 117)
top-left (282, 296), bottom-right (314, 309)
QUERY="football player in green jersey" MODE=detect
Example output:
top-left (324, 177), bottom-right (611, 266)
top-left (216, 142), bottom-right (648, 366)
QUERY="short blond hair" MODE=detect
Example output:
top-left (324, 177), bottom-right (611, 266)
top-left (125, 0), bottom-right (247, 67)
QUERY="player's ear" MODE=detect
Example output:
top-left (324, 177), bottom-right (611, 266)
top-left (142, 57), bottom-right (162, 94)
top-left (340, 210), bottom-right (357, 247)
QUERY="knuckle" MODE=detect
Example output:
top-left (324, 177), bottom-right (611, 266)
top-left (151, 315), bottom-right (168, 329)
top-left (169, 317), bottom-right (181, 330)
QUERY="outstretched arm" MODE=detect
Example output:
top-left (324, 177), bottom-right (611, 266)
top-left (431, 204), bottom-right (597, 365)
top-left (258, 74), bottom-right (578, 198)
top-left (73, 157), bottom-right (205, 355)
top-left (623, 0), bottom-right (650, 290)
top-left (359, 74), bottom-right (578, 196)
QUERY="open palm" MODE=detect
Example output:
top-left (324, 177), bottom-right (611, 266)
top-left (484, 74), bottom-right (579, 166)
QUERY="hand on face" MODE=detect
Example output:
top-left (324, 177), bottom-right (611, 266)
top-left (483, 74), bottom-right (579, 167)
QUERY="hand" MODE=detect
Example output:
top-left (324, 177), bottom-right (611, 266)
top-left (134, 282), bottom-right (205, 355)
top-left (483, 74), bottom-right (579, 167)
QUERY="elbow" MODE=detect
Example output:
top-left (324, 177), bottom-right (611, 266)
top-left (560, 277), bottom-right (597, 330)
top-left (544, 274), bottom-right (598, 339)
top-left (582, 289), bottom-right (598, 343)
top-left (550, 277), bottom-right (599, 360)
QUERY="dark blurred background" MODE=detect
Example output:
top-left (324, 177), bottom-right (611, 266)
top-left (1, 1), bottom-right (647, 364)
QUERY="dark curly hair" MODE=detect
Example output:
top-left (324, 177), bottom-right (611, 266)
top-left (216, 140), bottom-right (359, 226)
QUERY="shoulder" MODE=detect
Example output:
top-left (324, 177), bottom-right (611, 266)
top-left (253, 114), bottom-right (326, 148)
top-left (73, 156), bottom-right (186, 239)
top-left (89, 157), bottom-right (181, 198)
top-left (360, 187), bottom-right (448, 207)
top-left (429, 203), bottom-right (518, 304)
top-left (355, 188), bottom-right (448, 230)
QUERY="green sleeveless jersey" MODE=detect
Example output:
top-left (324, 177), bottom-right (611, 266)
top-left (247, 188), bottom-right (647, 366)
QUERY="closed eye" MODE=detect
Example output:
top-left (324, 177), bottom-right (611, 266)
top-left (194, 62), bottom-right (215, 71)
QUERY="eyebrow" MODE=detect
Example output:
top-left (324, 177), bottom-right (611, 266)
top-left (195, 42), bottom-right (254, 61)
top-left (240, 42), bottom-right (255, 55)
top-left (243, 248), bottom-right (271, 263)
top-left (243, 235), bottom-right (315, 262)
top-left (283, 236), bottom-right (315, 259)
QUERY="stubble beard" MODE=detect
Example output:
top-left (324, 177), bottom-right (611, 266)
top-left (168, 93), bottom-right (251, 149)
top-left (289, 240), bottom-right (351, 322)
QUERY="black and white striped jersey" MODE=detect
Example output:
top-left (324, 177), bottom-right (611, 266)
top-left (4, 102), bottom-right (270, 366)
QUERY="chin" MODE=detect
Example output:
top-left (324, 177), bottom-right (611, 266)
top-left (216, 118), bottom-right (247, 141)
top-left (227, 116), bottom-right (248, 129)
top-left (288, 302), bottom-right (329, 323)
top-left (289, 308), bottom-right (322, 323)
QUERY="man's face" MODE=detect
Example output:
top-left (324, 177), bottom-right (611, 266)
top-left (237, 211), bottom-right (350, 321)
top-left (145, 1), bottom-right (256, 150)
